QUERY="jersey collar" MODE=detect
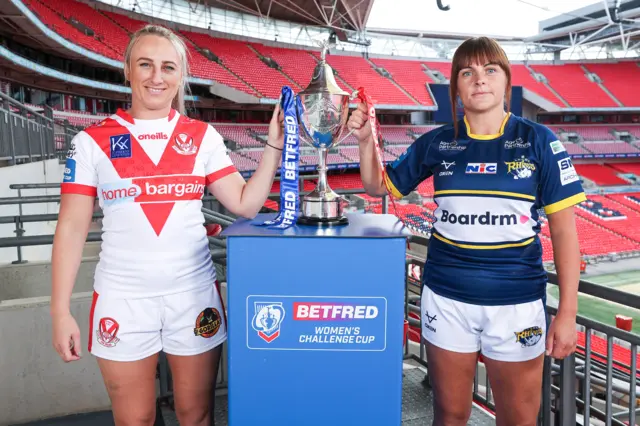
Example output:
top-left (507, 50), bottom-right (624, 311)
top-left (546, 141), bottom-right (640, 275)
top-left (463, 112), bottom-right (511, 140)
top-left (115, 108), bottom-right (178, 124)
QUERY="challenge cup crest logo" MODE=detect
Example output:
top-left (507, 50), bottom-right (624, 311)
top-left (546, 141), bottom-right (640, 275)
top-left (252, 302), bottom-right (285, 343)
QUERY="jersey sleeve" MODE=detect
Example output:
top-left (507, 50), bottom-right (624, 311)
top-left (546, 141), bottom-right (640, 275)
top-left (60, 132), bottom-right (98, 197)
top-left (384, 134), bottom-right (434, 199)
top-left (537, 126), bottom-right (586, 215)
top-left (204, 125), bottom-right (239, 186)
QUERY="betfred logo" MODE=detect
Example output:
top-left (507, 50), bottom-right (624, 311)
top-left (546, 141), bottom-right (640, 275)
top-left (465, 163), bottom-right (497, 174)
top-left (138, 132), bottom-right (168, 140)
top-left (293, 303), bottom-right (379, 320)
top-left (440, 209), bottom-right (529, 226)
top-left (99, 175), bottom-right (205, 206)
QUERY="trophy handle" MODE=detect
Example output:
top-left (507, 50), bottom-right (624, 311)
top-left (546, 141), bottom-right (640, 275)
top-left (333, 89), bottom-right (360, 147)
top-left (294, 95), bottom-right (317, 149)
top-left (335, 128), bottom-right (356, 147)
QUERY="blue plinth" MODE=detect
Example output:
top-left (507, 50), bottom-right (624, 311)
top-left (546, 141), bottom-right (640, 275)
top-left (222, 213), bottom-right (411, 426)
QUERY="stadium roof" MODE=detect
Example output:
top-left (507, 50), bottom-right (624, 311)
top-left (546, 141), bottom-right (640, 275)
top-left (197, 0), bottom-right (375, 32)
top-left (524, 0), bottom-right (640, 56)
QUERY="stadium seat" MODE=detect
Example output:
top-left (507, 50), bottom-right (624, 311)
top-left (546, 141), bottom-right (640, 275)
top-left (369, 58), bottom-right (436, 106)
top-left (529, 64), bottom-right (618, 108)
top-left (584, 62), bottom-right (640, 107)
top-left (574, 164), bottom-right (630, 186)
top-left (322, 54), bottom-right (417, 106)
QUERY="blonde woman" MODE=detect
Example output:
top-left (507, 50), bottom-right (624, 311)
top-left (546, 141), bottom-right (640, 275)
top-left (51, 25), bottom-right (284, 425)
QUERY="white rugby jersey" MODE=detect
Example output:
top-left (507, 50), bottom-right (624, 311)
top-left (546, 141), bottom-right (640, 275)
top-left (61, 109), bottom-right (237, 298)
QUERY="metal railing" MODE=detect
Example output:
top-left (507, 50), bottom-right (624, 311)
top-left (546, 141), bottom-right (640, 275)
top-left (0, 92), bottom-right (61, 164)
top-left (2, 182), bottom-right (638, 425)
top-left (0, 181), bottom-right (388, 264)
top-left (403, 256), bottom-right (640, 426)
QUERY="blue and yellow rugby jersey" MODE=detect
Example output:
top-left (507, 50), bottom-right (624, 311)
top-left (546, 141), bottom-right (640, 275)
top-left (386, 113), bottom-right (586, 306)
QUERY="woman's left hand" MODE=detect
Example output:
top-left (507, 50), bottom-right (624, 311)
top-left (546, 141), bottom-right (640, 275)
top-left (545, 312), bottom-right (577, 359)
top-left (267, 104), bottom-right (285, 150)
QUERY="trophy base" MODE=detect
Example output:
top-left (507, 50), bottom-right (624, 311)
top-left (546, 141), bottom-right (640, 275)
top-left (296, 214), bottom-right (349, 227)
top-left (297, 197), bottom-right (349, 227)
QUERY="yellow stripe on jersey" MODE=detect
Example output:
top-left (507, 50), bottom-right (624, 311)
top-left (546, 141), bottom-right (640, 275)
top-left (434, 189), bottom-right (536, 201)
top-left (544, 192), bottom-right (587, 215)
top-left (464, 112), bottom-right (511, 140)
top-left (384, 173), bottom-right (404, 199)
top-left (433, 232), bottom-right (535, 250)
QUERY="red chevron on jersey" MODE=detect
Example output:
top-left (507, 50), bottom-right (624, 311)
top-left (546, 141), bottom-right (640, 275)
top-left (85, 115), bottom-right (208, 236)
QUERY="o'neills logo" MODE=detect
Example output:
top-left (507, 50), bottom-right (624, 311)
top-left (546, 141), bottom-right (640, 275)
top-left (138, 132), bottom-right (168, 140)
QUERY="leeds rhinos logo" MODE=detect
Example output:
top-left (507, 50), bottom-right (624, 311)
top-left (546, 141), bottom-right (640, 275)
top-left (252, 302), bottom-right (285, 343)
top-left (515, 326), bottom-right (543, 347)
top-left (504, 156), bottom-right (536, 180)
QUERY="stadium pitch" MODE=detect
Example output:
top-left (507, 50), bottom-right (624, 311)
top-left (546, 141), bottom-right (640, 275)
top-left (547, 270), bottom-right (640, 334)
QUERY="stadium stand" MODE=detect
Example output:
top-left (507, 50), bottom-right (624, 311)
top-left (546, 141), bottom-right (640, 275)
top-left (574, 164), bottom-right (631, 186)
top-left (529, 64), bottom-right (619, 108)
top-left (4, 1), bottom-right (640, 425)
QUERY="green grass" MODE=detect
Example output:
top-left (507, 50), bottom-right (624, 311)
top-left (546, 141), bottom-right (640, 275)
top-left (547, 272), bottom-right (640, 335)
top-left (587, 271), bottom-right (640, 288)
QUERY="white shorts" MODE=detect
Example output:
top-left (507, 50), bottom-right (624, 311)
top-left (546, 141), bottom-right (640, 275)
top-left (421, 286), bottom-right (546, 362)
top-left (88, 282), bottom-right (227, 362)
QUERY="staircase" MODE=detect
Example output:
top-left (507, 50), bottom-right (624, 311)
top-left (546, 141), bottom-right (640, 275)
top-left (366, 58), bottom-right (421, 106)
top-left (580, 64), bottom-right (624, 107)
top-left (525, 64), bottom-right (570, 107)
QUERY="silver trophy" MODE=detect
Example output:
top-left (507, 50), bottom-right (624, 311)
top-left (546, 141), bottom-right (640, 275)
top-left (295, 38), bottom-right (356, 226)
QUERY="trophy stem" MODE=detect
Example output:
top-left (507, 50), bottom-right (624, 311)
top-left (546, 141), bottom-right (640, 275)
top-left (316, 147), bottom-right (330, 195)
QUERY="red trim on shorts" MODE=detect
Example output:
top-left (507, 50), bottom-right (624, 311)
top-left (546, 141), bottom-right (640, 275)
top-left (61, 183), bottom-right (97, 197)
top-left (205, 166), bottom-right (237, 186)
top-left (88, 291), bottom-right (99, 353)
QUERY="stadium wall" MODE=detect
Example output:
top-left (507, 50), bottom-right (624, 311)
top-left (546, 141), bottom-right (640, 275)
top-left (0, 159), bottom-right (64, 265)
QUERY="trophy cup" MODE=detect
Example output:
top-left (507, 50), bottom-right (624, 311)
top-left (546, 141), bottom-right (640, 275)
top-left (295, 37), bottom-right (356, 226)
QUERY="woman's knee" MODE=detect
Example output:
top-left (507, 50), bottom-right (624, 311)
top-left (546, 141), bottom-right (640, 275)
top-left (175, 405), bottom-right (209, 426)
top-left (433, 397), bottom-right (472, 426)
top-left (112, 410), bottom-right (156, 426)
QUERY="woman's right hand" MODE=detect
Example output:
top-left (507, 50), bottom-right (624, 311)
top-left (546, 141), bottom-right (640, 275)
top-left (52, 312), bottom-right (82, 362)
top-left (347, 102), bottom-right (372, 143)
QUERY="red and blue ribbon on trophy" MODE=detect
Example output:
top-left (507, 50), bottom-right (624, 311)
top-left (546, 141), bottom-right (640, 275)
top-left (255, 85), bottom-right (399, 230)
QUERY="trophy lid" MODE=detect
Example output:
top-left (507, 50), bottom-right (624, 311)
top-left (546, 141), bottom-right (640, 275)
top-left (299, 38), bottom-right (350, 97)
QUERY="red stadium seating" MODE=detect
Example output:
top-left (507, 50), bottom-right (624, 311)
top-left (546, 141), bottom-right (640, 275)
top-left (530, 64), bottom-right (618, 108)
top-left (42, 0), bottom-right (131, 57)
top-left (584, 62), bottom-right (640, 107)
top-left (606, 193), bottom-right (640, 213)
top-left (578, 195), bottom-right (640, 243)
top-left (322, 54), bottom-right (417, 106)
top-left (22, 0), bottom-right (120, 59)
top-left (573, 164), bottom-right (629, 186)
top-left (20, 0), bottom-right (640, 111)
top-left (370, 58), bottom-right (436, 106)
top-left (183, 31), bottom-right (296, 99)
top-left (558, 125), bottom-right (617, 141)
top-left (608, 163), bottom-right (640, 176)
top-left (249, 44), bottom-right (318, 90)
top-left (510, 65), bottom-right (565, 107)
